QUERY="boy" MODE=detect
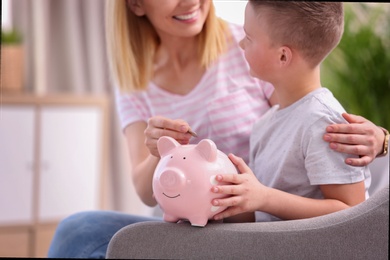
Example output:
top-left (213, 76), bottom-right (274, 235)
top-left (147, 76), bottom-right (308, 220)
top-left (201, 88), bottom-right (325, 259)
top-left (211, 1), bottom-right (371, 222)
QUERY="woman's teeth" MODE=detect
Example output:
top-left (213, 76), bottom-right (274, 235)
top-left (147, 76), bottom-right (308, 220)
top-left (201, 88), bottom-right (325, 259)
top-left (174, 11), bottom-right (198, 21)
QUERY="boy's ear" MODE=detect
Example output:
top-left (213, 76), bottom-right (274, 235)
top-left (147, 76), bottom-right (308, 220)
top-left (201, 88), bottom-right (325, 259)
top-left (278, 46), bottom-right (292, 67)
top-left (127, 0), bottom-right (146, 16)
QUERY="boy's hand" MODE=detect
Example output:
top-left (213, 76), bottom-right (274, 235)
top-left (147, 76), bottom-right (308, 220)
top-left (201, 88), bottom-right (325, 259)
top-left (211, 153), bottom-right (265, 220)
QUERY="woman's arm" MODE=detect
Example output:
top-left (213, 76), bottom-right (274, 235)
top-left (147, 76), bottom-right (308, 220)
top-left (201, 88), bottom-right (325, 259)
top-left (124, 122), bottom-right (159, 206)
top-left (323, 113), bottom-right (386, 166)
top-left (124, 116), bottom-right (194, 206)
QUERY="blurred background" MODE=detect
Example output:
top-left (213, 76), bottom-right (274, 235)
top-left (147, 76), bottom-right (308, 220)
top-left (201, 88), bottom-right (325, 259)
top-left (1, 0), bottom-right (389, 257)
top-left (322, 3), bottom-right (390, 130)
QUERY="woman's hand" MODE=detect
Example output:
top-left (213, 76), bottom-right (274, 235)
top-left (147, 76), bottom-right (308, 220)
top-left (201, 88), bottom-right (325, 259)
top-left (211, 154), bottom-right (266, 220)
top-left (323, 113), bottom-right (385, 166)
top-left (144, 116), bottom-right (193, 157)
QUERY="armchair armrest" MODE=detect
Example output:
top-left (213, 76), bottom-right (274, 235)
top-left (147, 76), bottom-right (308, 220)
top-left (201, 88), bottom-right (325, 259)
top-left (107, 186), bottom-right (389, 259)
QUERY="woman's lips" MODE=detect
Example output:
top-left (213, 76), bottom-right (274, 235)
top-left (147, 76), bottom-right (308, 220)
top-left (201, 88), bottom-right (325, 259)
top-left (173, 10), bottom-right (199, 21)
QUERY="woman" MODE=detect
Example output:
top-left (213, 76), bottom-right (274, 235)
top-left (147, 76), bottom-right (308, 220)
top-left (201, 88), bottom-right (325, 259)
top-left (48, 0), bottom-right (387, 258)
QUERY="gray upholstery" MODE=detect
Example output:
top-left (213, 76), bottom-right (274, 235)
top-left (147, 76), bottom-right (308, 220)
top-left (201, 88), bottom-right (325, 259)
top-left (107, 185), bottom-right (389, 259)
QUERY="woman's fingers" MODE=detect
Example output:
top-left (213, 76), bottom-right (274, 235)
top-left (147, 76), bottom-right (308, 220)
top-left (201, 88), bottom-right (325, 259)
top-left (345, 156), bottom-right (373, 167)
top-left (149, 116), bottom-right (190, 133)
top-left (146, 116), bottom-right (192, 141)
top-left (324, 112), bottom-right (384, 165)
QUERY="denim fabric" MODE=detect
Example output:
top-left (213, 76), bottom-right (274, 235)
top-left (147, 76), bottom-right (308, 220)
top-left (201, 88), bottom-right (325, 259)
top-left (47, 211), bottom-right (161, 258)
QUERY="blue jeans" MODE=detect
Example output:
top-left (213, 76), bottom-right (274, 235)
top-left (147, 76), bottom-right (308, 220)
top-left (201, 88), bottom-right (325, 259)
top-left (47, 211), bottom-right (161, 258)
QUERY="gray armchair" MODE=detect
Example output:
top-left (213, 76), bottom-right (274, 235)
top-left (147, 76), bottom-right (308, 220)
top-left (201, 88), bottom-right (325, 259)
top-left (107, 184), bottom-right (389, 259)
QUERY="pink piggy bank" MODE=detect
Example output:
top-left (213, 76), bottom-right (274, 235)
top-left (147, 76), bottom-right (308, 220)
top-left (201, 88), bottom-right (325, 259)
top-left (152, 136), bottom-right (238, 227)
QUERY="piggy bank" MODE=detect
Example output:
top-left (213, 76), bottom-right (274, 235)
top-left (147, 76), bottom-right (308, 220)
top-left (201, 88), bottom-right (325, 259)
top-left (152, 136), bottom-right (238, 227)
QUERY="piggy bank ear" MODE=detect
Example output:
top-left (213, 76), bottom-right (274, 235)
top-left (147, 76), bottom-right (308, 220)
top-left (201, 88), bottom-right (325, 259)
top-left (157, 136), bottom-right (180, 157)
top-left (195, 139), bottom-right (217, 162)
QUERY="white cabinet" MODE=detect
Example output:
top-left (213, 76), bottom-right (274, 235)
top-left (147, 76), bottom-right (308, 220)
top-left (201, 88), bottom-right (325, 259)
top-left (39, 106), bottom-right (102, 221)
top-left (0, 106), bottom-right (35, 224)
top-left (0, 95), bottom-right (109, 257)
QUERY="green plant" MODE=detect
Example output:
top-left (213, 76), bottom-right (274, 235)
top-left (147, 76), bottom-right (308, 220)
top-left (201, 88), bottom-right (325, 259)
top-left (321, 3), bottom-right (390, 129)
top-left (1, 29), bottom-right (23, 45)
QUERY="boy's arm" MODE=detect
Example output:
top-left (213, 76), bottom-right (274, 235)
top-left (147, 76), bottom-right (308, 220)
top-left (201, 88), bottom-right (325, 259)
top-left (211, 154), bottom-right (366, 221)
top-left (258, 181), bottom-right (365, 220)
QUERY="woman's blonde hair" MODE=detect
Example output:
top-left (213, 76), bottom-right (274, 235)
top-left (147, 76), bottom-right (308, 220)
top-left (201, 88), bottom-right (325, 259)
top-left (105, 0), bottom-right (229, 93)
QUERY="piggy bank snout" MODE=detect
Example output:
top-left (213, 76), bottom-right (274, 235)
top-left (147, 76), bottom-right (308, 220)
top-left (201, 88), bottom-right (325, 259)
top-left (159, 168), bottom-right (186, 191)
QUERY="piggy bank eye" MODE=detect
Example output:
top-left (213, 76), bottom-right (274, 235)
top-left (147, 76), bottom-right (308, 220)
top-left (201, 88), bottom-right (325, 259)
top-left (170, 156), bottom-right (173, 159)
top-left (183, 157), bottom-right (186, 160)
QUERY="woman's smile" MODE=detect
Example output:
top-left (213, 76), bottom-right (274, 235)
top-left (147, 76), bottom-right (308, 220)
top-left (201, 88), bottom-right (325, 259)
top-left (173, 9), bottom-right (199, 22)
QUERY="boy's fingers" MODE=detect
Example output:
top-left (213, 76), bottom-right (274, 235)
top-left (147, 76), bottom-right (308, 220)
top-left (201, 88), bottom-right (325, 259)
top-left (215, 173), bottom-right (242, 184)
top-left (212, 184), bottom-right (242, 195)
top-left (228, 153), bottom-right (251, 174)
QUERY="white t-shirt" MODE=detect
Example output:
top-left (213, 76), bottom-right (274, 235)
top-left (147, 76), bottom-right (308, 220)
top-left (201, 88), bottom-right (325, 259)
top-left (249, 88), bottom-right (371, 222)
top-left (115, 23), bottom-right (274, 163)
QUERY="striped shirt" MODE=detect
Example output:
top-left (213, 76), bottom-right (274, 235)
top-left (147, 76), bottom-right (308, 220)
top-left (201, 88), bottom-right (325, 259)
top-left (115, 23), bottom-right (274, 163)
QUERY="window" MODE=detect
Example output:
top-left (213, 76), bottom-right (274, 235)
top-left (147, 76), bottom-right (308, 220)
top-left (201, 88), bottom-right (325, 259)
top-left (2, 0), bottom-right (12, 31)
top-left (214, 0), bottom-right (246, 25)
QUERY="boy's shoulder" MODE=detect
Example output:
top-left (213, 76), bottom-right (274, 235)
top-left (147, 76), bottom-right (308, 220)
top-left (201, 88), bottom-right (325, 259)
top-left (291, 88), bottom-right (348, 128)
top-left (256, 88), bottom-right (347, 128)
top-left (308, 88), bottom-right (346, 118)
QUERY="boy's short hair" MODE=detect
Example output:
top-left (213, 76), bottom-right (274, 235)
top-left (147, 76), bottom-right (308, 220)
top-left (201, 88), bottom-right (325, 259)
top-left (249, 1), bottom-right (344, 67)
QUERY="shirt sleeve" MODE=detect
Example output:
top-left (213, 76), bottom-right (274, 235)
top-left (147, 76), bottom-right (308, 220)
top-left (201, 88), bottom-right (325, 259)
top-left (304, 115), bottom-right (367, 185)
top-left (114, 88), bottom-right (150, 131)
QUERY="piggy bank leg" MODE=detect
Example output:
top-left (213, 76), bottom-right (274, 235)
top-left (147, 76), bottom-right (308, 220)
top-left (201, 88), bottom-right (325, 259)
top-left (163, 213), bottom-right (180, 223)
top-left (188, 217), bottom-right (208, 227)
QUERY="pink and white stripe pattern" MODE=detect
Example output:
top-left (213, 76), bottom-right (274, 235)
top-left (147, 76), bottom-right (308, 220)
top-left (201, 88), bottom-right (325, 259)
top-left (115, 23), bottom-right (274, 163)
